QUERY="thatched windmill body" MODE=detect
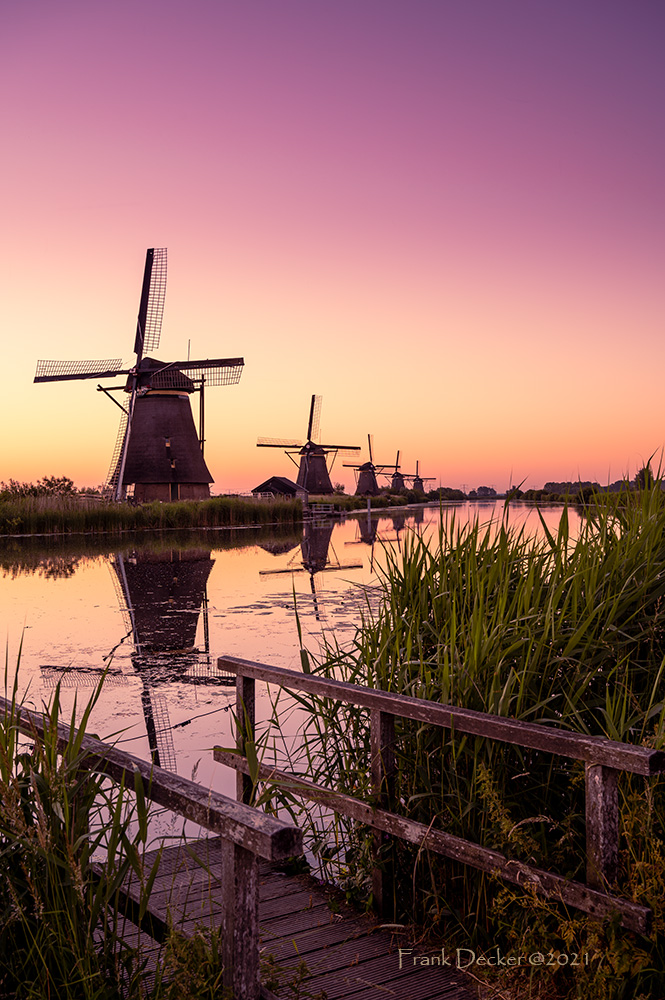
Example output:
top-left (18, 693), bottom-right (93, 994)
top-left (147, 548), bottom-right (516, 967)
top-left (34, 249), bottom-right (244, 501)
top-left (257, 395), bottom-right (359, 495)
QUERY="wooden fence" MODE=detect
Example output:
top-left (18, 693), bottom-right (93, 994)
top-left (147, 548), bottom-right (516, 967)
top-left (214, 654), bottom-right (665, 936)
top-left (0, 694), bottom-right (302, 1000)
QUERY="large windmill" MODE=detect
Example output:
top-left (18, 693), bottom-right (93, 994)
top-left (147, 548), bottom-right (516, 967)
top-left (343, 434), bottom-right (395, 496)
top-left (257, 395), bottom-right (360, 495)
top-left (33, 248), bottom-right (244, 501)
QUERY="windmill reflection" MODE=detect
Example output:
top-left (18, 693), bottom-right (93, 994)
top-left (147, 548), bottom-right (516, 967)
top-left (109, 546), bottom-right (228, 772)
top-left (260, 519), bottom-right (361, 620)
top-left (345, 510), bottom-right (379, 572)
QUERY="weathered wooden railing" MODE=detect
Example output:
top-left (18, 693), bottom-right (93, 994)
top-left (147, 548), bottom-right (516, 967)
top-left (214, 655), bottom-right (665, 935)
top-left (0, 695), bottom-right (302, 1000)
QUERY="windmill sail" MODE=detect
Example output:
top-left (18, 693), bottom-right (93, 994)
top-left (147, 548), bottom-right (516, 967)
top-left (105, 410), bottom-right (129, 493)
top-left (134, 248), bottom-right (167, 358)
top-left (34, 359), bottom-right (125, 382)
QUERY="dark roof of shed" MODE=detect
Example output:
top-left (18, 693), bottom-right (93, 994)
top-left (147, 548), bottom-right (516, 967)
top-left (252, 476), bottom-right (306, 496)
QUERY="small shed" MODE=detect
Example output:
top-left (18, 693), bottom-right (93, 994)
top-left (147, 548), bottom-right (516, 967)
top-left (252, 476), bottom-right (308, 501)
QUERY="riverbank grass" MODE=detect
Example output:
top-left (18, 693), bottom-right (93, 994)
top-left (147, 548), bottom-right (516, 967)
top-left (265, 482), bottom-right (665, 1000)
top-left (0, 494), bottom-right (302, 536)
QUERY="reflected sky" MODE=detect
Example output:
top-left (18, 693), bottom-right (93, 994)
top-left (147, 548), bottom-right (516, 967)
top-left (0, 501), bottom-right (577, 805)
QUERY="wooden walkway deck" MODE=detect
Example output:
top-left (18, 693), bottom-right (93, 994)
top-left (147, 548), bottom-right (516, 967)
top-left (122, 837), bottom-right (476, 1000)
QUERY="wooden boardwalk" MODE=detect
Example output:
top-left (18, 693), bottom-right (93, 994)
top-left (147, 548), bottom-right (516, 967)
top-left (121, 837), bottom-right (476, 1000)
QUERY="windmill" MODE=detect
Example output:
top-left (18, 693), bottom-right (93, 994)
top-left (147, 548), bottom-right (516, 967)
top-left (343, 435), bottom-right (395, 496)
top-left (33, 248), bottom-right (244, 501)
top-left (384, 450), bottom-right (405, 492)
top-left (257, 395), bottom-right (360, 495)
top-left (404, 461), bottom-right (436, 494)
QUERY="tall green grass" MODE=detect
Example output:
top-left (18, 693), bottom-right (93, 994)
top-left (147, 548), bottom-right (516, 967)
top-left (264, 482), bottom-right (665, 1000)
top-left (0, 495), bottom-right (302, 537)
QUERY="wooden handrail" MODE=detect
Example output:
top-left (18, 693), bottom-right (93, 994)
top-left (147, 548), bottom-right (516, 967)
top-left (217, 655), bottom-right (663, 935)
top-left (1, 694), bottom-right (302, 1000)
top-left (217, 655), bottom-right (665, 775)
top-left (0, 694), bottom-right (301, 860)
top-left (214, 749), bottom-right (651, 934)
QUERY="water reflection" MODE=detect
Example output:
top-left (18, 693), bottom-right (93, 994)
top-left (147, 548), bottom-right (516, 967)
top-left (1, 502), bottom-right (579, 787)
top-left (260, 519), bottom-right (362, 621)
top-left (110, 548), bottom-right (221, 771)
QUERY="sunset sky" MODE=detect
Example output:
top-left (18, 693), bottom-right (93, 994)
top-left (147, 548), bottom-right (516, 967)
top-left (2, 1), bottom-right (663, 493)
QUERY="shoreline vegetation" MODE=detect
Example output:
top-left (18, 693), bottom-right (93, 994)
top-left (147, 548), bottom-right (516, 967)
top-left (0, 476), bottom-right (459, 537)
top-left (262, 479), bottom-right (665, 1000)
top-left (3, 474), bottom-right (663, 999)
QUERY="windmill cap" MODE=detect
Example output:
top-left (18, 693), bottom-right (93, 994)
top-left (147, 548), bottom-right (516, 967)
top-left (125, 357), bottom-right (196, 393)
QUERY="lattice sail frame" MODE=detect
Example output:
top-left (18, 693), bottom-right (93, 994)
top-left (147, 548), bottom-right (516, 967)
top-left (141, 248), bottom-right (167, 354)
top-left (35, 359), bottom-right (124, 380)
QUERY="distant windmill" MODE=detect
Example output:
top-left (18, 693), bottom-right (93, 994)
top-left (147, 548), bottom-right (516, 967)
top-left (33, 248), bottom-right (244, 501)
top-left (343, 435), bottom-right (395, 496)
top-left (404, 460), bottom-right (436, 494)
top-left (387, 450), bottom-right (406, 492)
top-left (257, 395), bottom-right (360, 495)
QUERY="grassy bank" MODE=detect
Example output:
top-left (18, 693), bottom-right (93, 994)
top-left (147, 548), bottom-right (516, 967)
top-left (267, 483), bottom-right (665, 1000)
top-left (0, 494), bottom-right (302, 536)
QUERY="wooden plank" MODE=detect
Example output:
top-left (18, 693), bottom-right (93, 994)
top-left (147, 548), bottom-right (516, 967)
top-left (217, 656), bottom-right (665, 774)
top-left (371, 708), bottom-right (396, 918)
top-left (1, 695), bottom-right (302, 862)
top-left (586, 764), bottom-right (619, 888)
top-left (107, 840), bottom-right (474, 999)
top-left (216, 749), bottom-right (652, 934)
top-left (237, 674), bottom-right (256, 804)
top-left (221, 841), bottom-right (260, 1000)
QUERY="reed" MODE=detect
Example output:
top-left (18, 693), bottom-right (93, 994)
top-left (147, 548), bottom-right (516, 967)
top-left (265, 482), bottom-right (665, 999)
top-left (0, 495), bottom-right (302, 536)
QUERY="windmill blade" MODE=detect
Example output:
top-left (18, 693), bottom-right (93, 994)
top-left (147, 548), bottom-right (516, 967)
top-left (168, 357), bottom-right (244, 386)
top-left (319, 444), bottom-right (361, 455)
top-left (134, 248), bottom-right (167, 358)
top-left (368, 434), bottom-right (374, 464)
top-left (34, 359), bottom-right (126, 383)
top-left (307, 395), bottom-right (322, 443)
top-left (105, 410), bottom-right (129, 492)
top-left (257, 437), bottom-right (304, 448)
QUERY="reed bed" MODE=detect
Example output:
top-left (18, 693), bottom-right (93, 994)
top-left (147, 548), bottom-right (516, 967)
top-left (0, 495), bottom-right (302, 536)
top-left (264, 483), bottom-right (665, 1000)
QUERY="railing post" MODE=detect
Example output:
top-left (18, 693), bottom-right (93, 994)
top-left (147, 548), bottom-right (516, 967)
top-left (236, 674), bottom-right (255, 804)
top-left (220, 840), bottom-right (260, 999)
top-left (370, 708), bottom-right (396, 918)
top-left (585, 763), bottom-right (619, 888)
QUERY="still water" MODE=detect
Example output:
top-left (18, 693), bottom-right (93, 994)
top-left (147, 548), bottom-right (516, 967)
top-left (0, 501), bottom-right (572, 807)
